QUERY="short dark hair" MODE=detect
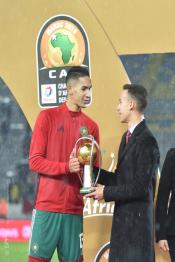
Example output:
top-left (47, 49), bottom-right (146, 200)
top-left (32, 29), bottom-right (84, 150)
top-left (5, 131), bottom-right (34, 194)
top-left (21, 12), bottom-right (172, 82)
top-left (66, 66), bottom-right (90, 84)
top-left (123, 83), bottom-right (148, 112)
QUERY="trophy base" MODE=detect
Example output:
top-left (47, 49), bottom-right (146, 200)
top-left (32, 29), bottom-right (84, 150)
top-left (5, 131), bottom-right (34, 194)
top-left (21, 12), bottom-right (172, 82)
top-left (80, 187), bottom-right (92, 194)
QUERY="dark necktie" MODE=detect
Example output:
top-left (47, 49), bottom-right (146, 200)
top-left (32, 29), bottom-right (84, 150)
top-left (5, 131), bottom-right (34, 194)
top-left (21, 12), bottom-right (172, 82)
top-left (126, 130), bottom-right (131, 144)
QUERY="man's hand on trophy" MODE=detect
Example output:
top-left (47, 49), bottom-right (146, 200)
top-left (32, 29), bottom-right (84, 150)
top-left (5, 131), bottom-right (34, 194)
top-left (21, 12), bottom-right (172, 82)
top-left (68, 156), bottom-right (80, 173)
top-left (85, 185), bottom-right (105, 200)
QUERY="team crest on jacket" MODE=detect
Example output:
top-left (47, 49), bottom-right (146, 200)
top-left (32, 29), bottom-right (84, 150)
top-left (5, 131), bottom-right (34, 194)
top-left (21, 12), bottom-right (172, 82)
top-left (80, 126), bottom-right (88, 137)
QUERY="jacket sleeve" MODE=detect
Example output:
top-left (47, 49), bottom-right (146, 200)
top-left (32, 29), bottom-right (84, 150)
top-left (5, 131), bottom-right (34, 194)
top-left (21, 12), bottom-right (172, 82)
top-left (155, 149), bottom-right (174, 241)
top-left (103, 137), bottom-right (160, 202)
top-left (29, 111), bottom-right (68, 176)
top-left (93, 166), bottom-right (116, 185)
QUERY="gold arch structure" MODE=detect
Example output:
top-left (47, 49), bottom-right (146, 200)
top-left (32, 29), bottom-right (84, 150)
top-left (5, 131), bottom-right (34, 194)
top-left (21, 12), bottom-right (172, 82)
top-left (0, 0), bottom-right (173, 261)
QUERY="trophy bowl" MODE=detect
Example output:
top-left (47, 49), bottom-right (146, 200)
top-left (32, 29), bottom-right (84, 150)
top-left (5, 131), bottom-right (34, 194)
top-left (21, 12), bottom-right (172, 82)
top-left (77, 142), bottom-right (97, 165)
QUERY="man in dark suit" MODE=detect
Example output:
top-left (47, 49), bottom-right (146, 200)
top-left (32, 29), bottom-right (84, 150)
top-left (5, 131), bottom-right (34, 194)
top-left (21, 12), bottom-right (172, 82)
top-left (87, 84), bottom-right (160, 262)
top-left (156, 148), bottom-right (175, 262)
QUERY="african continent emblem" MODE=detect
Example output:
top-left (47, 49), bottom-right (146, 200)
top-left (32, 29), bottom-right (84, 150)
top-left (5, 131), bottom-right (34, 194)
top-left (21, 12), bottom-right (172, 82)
top-left (40, 20), bottom-right (85, 68)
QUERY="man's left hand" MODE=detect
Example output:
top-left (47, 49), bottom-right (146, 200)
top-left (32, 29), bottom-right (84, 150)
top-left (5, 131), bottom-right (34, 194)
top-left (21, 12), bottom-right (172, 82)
top-left (85, 185), bottom-right (105, 201)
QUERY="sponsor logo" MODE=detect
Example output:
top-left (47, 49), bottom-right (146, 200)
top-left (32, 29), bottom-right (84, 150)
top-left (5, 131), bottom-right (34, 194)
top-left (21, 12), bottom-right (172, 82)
top-left (83, 198), bottom-right (114, 218)
top-left (41, 84), bottom-right (56, 104)
top-left (45, 86), bottom-right (53, 97)
top-left (57, 126), bottom-right (64, 132)
top-left (0, 220), bottom-right (31, 242)
top-left (36, 15), bottom-right (91, 107)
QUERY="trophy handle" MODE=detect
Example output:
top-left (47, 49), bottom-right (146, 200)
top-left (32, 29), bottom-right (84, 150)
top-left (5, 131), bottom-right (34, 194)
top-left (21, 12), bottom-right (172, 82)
top-left (90, 138), bottom-right (102, 187)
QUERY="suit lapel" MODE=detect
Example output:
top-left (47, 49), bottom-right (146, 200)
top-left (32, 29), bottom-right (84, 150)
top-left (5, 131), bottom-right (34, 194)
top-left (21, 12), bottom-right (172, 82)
top-left (117, 120), bottom-right (146, 168)
top-left (117, 135), bottom-right (136, 167)
top-left (118, 133), bottom-right (126, 159)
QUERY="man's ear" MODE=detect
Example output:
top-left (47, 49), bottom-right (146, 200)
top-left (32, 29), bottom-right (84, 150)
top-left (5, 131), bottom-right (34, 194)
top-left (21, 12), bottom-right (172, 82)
top-left (129, 99), bottom-right (135, 111)
top-left (67, 84), bottom-right (73, 95)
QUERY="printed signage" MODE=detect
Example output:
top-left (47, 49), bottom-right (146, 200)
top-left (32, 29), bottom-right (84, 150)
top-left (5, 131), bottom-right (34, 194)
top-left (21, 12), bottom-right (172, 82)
top-left (36, 14), bottom-right (91, 107)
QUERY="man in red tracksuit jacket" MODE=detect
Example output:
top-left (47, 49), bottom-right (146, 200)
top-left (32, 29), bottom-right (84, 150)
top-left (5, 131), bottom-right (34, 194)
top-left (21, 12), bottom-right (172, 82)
top-left (28, 66), bottom-right (99, 262)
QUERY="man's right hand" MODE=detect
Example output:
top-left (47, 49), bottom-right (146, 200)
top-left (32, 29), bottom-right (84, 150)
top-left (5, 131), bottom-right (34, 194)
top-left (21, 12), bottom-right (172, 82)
top-left (158, 240), bottom-right (169, 252)
top-left (68, 157), bottom-right (80, 173)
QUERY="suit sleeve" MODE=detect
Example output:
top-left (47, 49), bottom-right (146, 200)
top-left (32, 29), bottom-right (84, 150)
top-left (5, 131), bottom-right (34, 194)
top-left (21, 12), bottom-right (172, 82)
top-left (93, 166), bottom-right (116, 185)
top-left (29, 111), bottom-right (68, 176)
top-left (155, 149), bottom-right (174, 241)
top-left (103, 137), bottom-right (160, 202)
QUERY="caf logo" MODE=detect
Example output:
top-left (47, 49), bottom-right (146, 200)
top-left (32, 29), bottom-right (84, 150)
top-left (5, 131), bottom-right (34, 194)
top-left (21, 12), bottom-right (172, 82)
top-left (40, 19), bottom-right (85, 68)
top-left (36, 15), bottom-right (90, 107)
top-left (94, 242), bottom-right (110, 262)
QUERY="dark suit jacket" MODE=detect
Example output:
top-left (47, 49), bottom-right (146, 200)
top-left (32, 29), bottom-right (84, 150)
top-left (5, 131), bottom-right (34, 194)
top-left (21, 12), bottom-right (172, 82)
top-left (97, 120), bottom-right (160, 262)
top-left (156, 148), bottom-right (175, 241)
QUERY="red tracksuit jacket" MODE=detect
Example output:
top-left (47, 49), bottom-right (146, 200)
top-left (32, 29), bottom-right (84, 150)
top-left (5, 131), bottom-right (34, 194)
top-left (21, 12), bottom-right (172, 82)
top-left (29, 103), bottom-right (99, 215)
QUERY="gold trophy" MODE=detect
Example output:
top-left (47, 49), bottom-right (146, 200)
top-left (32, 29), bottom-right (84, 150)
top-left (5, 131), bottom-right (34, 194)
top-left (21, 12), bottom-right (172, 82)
top-left (73, 132), bottom-right (101, 194)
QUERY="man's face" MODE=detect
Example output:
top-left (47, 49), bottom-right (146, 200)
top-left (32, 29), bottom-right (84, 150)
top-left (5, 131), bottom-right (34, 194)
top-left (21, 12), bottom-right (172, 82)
top-left (68, 76), bottom-right (92, 108)
top-left (117, 90), bottom-right (133, 123)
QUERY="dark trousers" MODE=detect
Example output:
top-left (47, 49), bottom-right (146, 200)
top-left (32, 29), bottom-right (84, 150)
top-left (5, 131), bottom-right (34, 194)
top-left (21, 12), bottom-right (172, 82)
top-left (167, 236), bottom-right (175, 262)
